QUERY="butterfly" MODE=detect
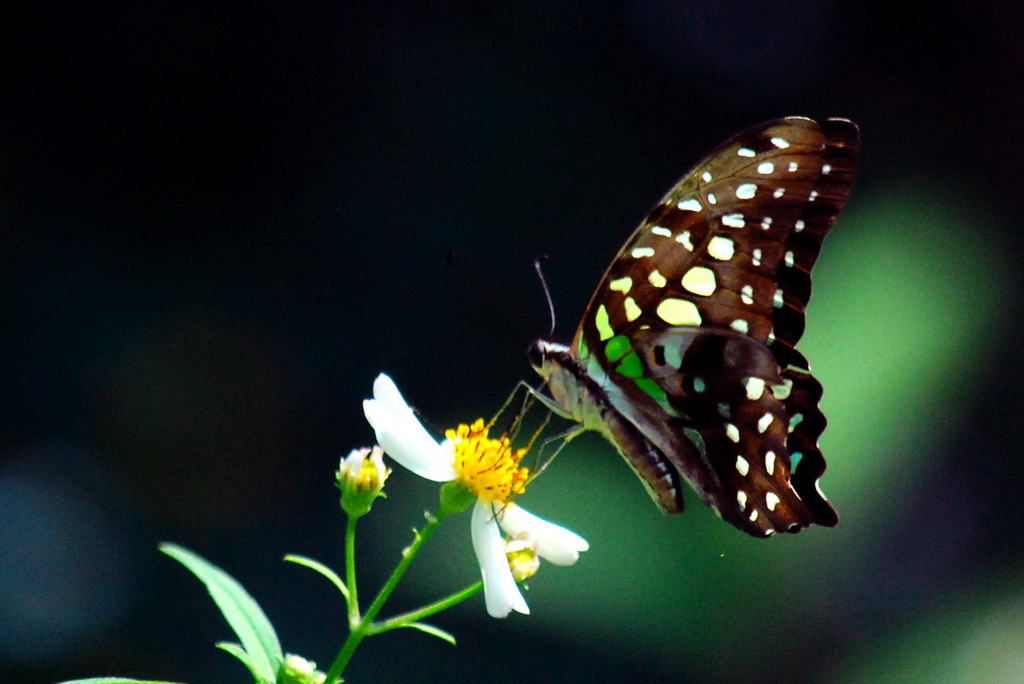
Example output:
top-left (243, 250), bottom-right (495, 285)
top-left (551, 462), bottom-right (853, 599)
top-left (529, 117), bottom-right (858, 537)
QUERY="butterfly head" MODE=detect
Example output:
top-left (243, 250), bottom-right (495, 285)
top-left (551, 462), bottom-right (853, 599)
top-left (528, 339), bottom-right (583, 420)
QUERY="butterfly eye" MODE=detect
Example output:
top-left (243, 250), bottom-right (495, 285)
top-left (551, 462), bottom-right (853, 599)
top-left (527, 340), bottom-right (547, 370)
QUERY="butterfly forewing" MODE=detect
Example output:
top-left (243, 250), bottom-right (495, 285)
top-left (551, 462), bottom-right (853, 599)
top-left (573, 117), bottom-right (854, 357)
top-left (561, 117), bottom-right (858, 536)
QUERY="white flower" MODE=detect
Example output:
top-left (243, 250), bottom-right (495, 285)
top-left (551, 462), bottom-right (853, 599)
top-left (363, 373), bottom-right (589, 618)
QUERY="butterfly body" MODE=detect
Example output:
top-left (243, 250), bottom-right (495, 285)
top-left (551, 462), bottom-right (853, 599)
top-left (529, 117), bottom-right (858, 537)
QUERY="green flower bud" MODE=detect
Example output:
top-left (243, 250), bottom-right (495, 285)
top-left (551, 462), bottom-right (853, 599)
top-left (278, 654), bottom-right (326, 684)
top-left (337, 446), bottom-right (389, 517)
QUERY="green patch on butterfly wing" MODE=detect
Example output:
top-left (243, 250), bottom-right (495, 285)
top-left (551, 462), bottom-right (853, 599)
top-left (576, 336), bottom-right (590, 359)
top-left (604, 335), bottom-right (632, 363)
top-left (634, 376), bottom-right (667, 403)
top-left (615, 350), bottom-right (644, 378)
top-left (683, 427), bottom-right (708, 457)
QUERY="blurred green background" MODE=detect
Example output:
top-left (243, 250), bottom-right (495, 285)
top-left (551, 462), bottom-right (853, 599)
top-left (4, 2), bottom-right (1023, 683)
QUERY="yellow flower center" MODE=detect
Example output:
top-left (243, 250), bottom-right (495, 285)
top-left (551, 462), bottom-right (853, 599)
top-left (354, 451), bottom-right (388, 493)
top-left (447, 418), bottom-right (529, 504)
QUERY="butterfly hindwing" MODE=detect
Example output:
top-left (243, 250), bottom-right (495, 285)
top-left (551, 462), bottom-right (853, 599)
top-left (624, 326), bottom-right (825, 535)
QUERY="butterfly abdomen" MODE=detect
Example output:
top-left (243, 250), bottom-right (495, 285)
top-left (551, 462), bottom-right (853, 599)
top-left (530, 339), bottom-right (686, 513)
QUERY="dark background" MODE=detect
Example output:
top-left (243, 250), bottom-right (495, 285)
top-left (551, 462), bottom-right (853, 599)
top-left (4, 2), bottom-right (1024, 683)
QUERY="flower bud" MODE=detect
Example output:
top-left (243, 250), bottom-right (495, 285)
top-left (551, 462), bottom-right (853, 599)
top-left (337, 446), bottom-right (390, 517)
top-left (505, 535), bottom-right (540, 582)
top-left (279, 654), bottom-right (326, 684)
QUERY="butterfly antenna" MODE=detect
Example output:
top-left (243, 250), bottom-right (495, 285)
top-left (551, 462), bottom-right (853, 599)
top-left (534, 254), bottom-right (557, 336)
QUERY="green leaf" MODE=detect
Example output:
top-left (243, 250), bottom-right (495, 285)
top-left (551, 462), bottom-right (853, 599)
top-left (160, 543), bottom-right (282, 682)
top-left (401, 621), bottom-right (457, 646)
top-left (215, 642), bottom-right (270, 684)
top-left (56, 679), bottom-right (188, 684)
top-left (283, 554), bottom-right (348, 600)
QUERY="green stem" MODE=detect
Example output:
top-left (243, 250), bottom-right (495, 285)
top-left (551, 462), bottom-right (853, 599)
top-left (324, 509), bottom-right (446, 684)
top-left (367, 581), bottom-right (483, 635)
top-left (345, 514), bottom-right (359, 625)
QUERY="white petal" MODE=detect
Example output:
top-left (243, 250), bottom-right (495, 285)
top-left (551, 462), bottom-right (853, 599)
top-left (339, 448), bottom-right (366, 478)
top-left (472, 501), bottom-right (529, 618)
top-left (373, 374), bottom-right (419, 424)
top-left (363, 399), bottom-right (456, 481)
top-left (498, 503), bottom-right (589, 566)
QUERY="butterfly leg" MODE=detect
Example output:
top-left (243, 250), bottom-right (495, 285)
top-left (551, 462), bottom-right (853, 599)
top-left (517, 379), bottom-right (576, 420)
top-left (519, 423), bottom-right (585, 492)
